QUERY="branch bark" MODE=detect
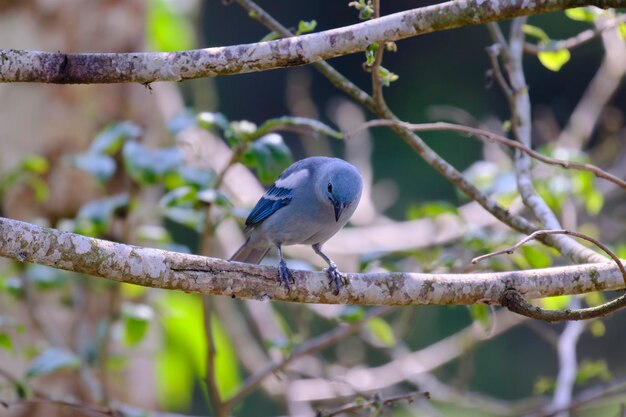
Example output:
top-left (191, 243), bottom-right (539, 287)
top-left (0, 0), bottom-right (624, 84)
top-left (1, 216), bottom-right (624, 306)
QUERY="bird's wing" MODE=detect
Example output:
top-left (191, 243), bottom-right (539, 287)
top-left (245, 184), bottom-right (293, 227)
top-left (245, 165), bottom-right (312, 228)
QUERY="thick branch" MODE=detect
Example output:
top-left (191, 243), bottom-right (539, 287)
top-left (1, 0), bottom-right (624, 83)
top-left (0, 217), bottom-right (624, 305)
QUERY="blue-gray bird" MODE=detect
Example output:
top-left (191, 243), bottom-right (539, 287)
top-left (231, 156), bottom-right (363, 293)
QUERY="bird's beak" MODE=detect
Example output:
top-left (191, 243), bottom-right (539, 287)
top-left (333, 201), bottom-right (347, 222)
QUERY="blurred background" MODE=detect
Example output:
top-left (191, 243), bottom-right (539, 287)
top-left (0, 0), bottom-right (625, 416)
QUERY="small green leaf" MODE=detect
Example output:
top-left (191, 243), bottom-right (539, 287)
top-left (619, 22), bottom-right (626, 39)
top-left (584, 188), bottom-right (604, 215)
top-left (365, 43), bottom-right (379, 66)
top-left (21, 155), bottom-right (49, 174)
top-left (589, 320), bottom-right (606, 337)
top-left (91, 122), bottom-right (142, 155)
top-left (338, 306), bottom-right (365, 323)
top-left (522, 24), bottom-right (549, 42)
top-left (242, 133), bottom-right (293, 185)
top-left (159, 186), bottom-right (198, 208)
top-left (122, 303), bottom-right (154, 346)
top-left (521, 245), bottom-right (552, 268)
top-left (538, 49), bottom-right (571, 72)
top-left (147, 0), bottom-right (195, 52)
top-left (576, 360), bottom-right (611, 384)
top-left (26, 176), bottom-right (49, 203)
top-left (164, 207), bottom-right (203, 230)
top-left (26, 347), bottom-right (80, 378)
top-left (565, 7), bottom-right (598, 22)
top-left (123, 141), bottom-right (184, 185)
top-left (542, 295), bottom-right (571, 310)
top-left (296, 20), bottom-right (317, 35)
top-left (365, 317), bottom-right (396, 347)
top-left (26, 265), bottom-right (68, 290)
top-left (197, 112), bottom-right (230, 132)
top-left (0, 332), bottom-right (13, 352)
top-left (534, 376), bottom-right (555, 394)
top-left (74, 152), bottom-right (117, 182)
top-left (406, 201), bottom-right (458, 219)
top-left (377, 66), bottom-right (399, 86)
top-left (77, 194), bottom-right (130, 236)
top-left (260, 31), bottom-right (280, 42)
top-left (469, 304), bottom-right (491, 328)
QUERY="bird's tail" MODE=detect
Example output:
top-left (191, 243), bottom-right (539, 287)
top-left (230, 240), bottom-right (271, 264)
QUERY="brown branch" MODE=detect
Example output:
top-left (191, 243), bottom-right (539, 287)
top-left (320, 391), bottom-right (431, 417)
top-left (222, 306), bottom-right (392, 410)
top-left (348, 120), bottom-right (626, 191)
top-left (473, 229), bottom-right (626, 322)
top-left (1, 0), bottom-right (624, 83)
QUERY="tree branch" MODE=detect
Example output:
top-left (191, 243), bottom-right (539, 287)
top-left (0, 0), bottom-right (623, 83)
top-left (1, 216), bottom-right (624, 306)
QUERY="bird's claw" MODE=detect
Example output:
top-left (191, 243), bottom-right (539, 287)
top-left (278, 259), bottom-right (294, 290)
top-left (325, 263), bottom-right (348, 295)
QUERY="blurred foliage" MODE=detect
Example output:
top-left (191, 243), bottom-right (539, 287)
top-left (0, 2), bottom-right (625, 417)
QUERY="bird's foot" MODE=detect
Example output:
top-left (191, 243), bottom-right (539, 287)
top-left (278, 258), bottom-right (294, 290)
top-left (325, 262), bottom-right (348, 295)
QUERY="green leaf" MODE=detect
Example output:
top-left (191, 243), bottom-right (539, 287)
top-left (74, 152), bottom-right (117, 182)
top-left (123, 141), bottom-right (184, 185)
top-left (197, 112), bottom-right (230, 132)
top-left (406, 201), bottom-right (458, 219)
top-left (576, 360), bottom-right (611, 385)
top-left (197, 189), bottom-right (231, 207)
top-left (538, 49), bottom-right (571, 72)
top-left (159, 186), bottom-right (198, 208)
top-left (534, 376), bottom-right (555, 394)
top-left (21, 155), bottom-right (49, 174)
top-left (542, 295), bottom-right (571, 310)
top-left (242, 133), bottom-right (293, 185)
top-left (589, 320), bottom-right (606, 337)
top-left (365, 43), bottom-right (379, 66)
top-left (146, 0), bottom-right (195, 52)
top-left (122, 303), bottom-right (154, 346)
top-left (26, 347), bottom-right (80, 378)
top-left (338, 306), bottom-right (365, 323)
top-left (77, 194), bottom-right (130, 236)
top-left (0, 332), bottom-right (13, 352)
top-left (619, 22), bottom-right (626, 39)
top-left (156, 293), bottom-right (240, 409)
top-left (522, 24), bottom-right (549, 42)
top-left (91, 122), bottom-right (142, 155)
top-left (565, 7), bottom-right (598, 22)
top-left (377, 66), bottom-right (399, 86)
top-left (26, 176), bottom-right (49, 203)
top-left (296, 20), bottom-right (317, 35)
top-left (163, 207), bottom-right (204, 231)
top-left (365, 317), bottom-right (396, 347)
top-left (521, 245), bottom-right (552, 268)
top-left (469, 304), bottom-right (490, 328)
top-left (260, 31), bottom-right (280, 42)
top-left (25, 265), bottom-right (68, 290)
top-left (584, 188), bottom-right (604, 215)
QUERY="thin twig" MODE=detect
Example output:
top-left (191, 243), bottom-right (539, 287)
top-left (320, 391), bottom-right (431, 417)
top-left (348, 120), bottom-right (626, 190)
top-left (524, 13), bottom-right (626, 54)
top-left (222, 306), bottom-right (392, 409)
top-left (473, 229), bottom-right (626, 322)
top-left (202, 296), bottom-right (225, 417)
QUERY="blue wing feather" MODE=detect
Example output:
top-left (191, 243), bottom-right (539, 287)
top-left (245, 184), bottom-right (292, 227)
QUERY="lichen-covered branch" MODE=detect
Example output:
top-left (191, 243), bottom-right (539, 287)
top-left (1, 0), bottom-right (624, 84)
top-left (0, 216), bottom-right (624, 306)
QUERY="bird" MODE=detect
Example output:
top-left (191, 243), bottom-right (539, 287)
top-left (230, 156), bottom-right (363, 294)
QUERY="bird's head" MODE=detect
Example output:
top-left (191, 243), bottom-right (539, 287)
top-left (321, 162), bottom-right (363, 222)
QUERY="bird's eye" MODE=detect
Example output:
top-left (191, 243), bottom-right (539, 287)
top-left (327, 183), bottom-right (333, 193)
